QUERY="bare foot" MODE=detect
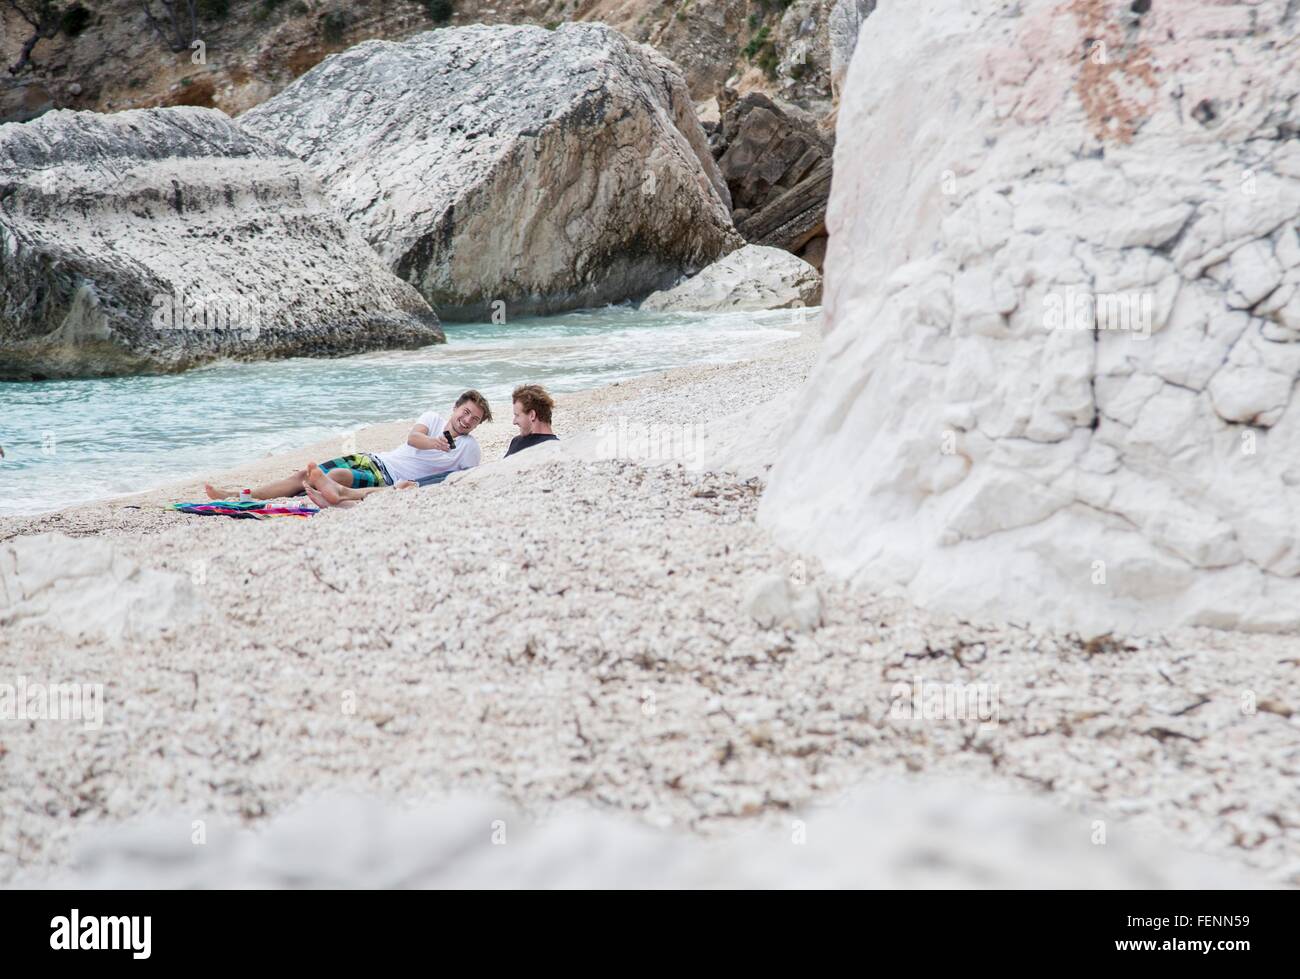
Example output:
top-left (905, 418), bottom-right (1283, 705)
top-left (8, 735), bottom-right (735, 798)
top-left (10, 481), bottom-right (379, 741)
top-left (205, 483), bottom-right (235, 501)
top-left (304, 482), bottom-right (355, 509)
top-left (304, 464), bottom-right (345, 505)
top-left (303, 482), bottom-right (332, 509)
top-left (395, 480), bottom-right (417, 490)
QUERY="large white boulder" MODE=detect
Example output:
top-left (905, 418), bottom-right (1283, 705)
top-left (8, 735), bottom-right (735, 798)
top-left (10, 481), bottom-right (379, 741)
top-left (761, 0), bottom-right (1300, 636)
top-left (640, 244), bottom-right (822, 312)
top-left (0, 107), bottom-right (442, 380)
top-left (240, 24), bottom-right (741, 320)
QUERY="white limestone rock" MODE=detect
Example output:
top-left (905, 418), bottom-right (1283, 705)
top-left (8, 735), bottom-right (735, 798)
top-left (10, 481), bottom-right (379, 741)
top-left (0, 107), bottom-right (442, 380)
top-left (744, 573), bottom-right (824, 632)
top-left (760, 0), bottom-right (1300, 636)
top-left (240, 24), bottom-right (741, 320)
top-left (0, 533), bottom-right (205, 643)
top-left (828, 0), bottom-right (876, 101)
top-left (35, 780), bottom-right (1264, 888)
top-left (640, 244), bottom-right (822, 312)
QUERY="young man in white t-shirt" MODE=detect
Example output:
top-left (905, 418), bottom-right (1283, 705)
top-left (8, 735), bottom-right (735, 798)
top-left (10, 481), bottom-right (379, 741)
top-left (205, 391), bottom-right (491, 502)
top-left (304, 384), bottom-right (562, 510)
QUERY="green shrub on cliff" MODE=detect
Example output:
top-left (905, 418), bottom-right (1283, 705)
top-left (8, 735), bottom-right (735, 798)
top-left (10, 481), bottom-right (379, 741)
top-left (742, 25), bottom-right (769, 61)
top-left (425, 0), bottom-right (454, 24)
top-left (60, 4), bottom-right (91, 36)
top-left (321, 10), bottom-right (348, 43)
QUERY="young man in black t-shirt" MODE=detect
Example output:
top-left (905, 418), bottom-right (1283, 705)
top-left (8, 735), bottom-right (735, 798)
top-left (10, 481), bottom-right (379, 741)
top-left (506, 384), bottom-right (559, 457)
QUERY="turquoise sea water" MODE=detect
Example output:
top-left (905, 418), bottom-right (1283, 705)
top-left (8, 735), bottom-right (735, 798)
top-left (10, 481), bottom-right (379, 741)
top-left (0, 307), bottom-right (803, 516)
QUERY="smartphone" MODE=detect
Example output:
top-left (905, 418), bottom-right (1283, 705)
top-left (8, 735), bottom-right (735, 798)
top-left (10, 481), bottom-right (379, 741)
top-left (443, 429), bottom-right (456, 449)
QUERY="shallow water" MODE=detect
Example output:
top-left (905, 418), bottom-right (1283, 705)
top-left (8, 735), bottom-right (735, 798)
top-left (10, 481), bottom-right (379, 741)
top-left (0, 306), bottom-right (806, 516)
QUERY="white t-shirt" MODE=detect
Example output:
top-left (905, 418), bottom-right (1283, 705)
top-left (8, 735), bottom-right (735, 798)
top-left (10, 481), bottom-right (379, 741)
top-left (374, 411), bottom-right (481, 483)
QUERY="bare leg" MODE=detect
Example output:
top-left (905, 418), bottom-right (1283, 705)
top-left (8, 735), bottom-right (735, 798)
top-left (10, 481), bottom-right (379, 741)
top-left (304, 482), bottom-right (357, 509)
top-left (304, 463), bottom-right (346, 505)
top-left (305, 462), bottom-right (390, 504)
top-left (207, 467), bottom-right (310, 501)
top-left (342, 485), bottom-right (392, 501)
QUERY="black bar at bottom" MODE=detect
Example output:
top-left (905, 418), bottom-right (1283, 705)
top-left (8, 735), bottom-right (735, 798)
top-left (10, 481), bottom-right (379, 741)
top-left (0, 889), bottom-right (1286, 965)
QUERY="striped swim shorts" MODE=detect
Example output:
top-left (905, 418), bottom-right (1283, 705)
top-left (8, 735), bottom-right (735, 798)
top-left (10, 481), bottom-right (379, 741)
top-left (318, 453), bottom-right (392, 488)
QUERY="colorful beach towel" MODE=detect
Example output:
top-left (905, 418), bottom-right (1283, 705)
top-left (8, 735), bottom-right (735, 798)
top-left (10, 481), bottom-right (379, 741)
top-left (170, 501), bottom-right (318, 520)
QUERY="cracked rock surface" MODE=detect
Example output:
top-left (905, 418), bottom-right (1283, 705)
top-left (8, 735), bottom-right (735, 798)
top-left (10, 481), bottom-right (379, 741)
top-left (762, 0), bottom-right (1300, 635)
top-left (0, 107), bottom-right (442, 380)
top-left (240, 23), bottom-right (742, 320)
top-left (828, 0), bottom-right (876, 101)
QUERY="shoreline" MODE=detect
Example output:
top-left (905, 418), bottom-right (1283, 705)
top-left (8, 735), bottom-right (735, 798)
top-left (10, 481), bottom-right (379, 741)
top-left (0, 319), bottom-right (815, 538)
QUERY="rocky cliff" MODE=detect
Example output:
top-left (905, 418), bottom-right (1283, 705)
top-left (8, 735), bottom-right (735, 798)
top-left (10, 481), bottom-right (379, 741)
top-left (0, 105), bottom-right (441, 379)
top-left (1, 1), bottom-right (849, 125)
top-left (0, 0), bottom-right (435, 123)
top-left (241, 23), bottom-right (742, 319)
top-left (761, 0), bottom-right (1300, 635)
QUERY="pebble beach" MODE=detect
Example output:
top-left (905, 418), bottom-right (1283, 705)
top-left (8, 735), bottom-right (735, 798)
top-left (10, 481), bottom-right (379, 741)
top-left (2, 322), bottom-right (1298, 887)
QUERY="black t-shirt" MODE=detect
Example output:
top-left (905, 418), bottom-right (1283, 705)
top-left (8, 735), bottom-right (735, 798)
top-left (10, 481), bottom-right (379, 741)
top-left (504, 433), bottom-right (559, 458)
